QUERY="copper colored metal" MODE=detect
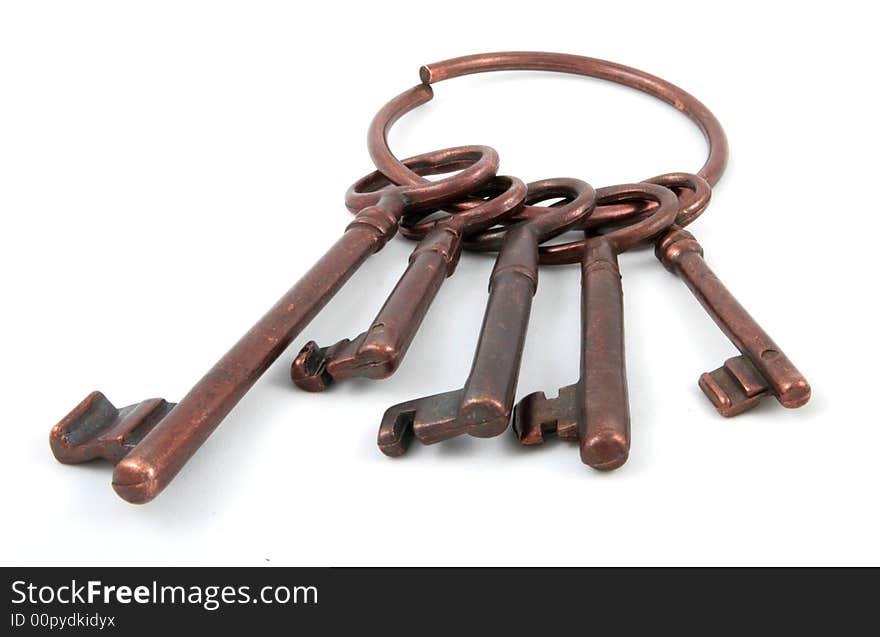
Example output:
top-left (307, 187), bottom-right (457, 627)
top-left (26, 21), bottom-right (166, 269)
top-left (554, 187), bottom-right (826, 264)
top-left (366, 53), bottom-right (808, 417)
top-left (291, 168), bottom-right (526, 391)
top-left (416, 53), bottom-right (727, 185)
top-left (50, 145), bottom-right (501, 504)
top-left (656, 227), bottom-right (811, 416)
top-left (49, 50), bottom-right (812, 502)
top-left (377, 179), bottom-right (596, 456)
top-left (512, 182), bottom-right (679, 470)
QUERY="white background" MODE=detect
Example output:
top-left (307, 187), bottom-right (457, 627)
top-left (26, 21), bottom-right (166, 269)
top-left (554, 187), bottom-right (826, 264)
top-left (1, 1), bottom-right (877, 566)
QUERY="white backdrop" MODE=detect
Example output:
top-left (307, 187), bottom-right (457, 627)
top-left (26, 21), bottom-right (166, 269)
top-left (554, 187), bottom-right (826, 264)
top-left (1, 1), bottom-right (876, 566)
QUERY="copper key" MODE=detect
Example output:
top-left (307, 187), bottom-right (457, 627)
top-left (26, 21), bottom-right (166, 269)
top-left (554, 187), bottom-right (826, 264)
top-left (513, 183), bottom-right (679, 469)
top-left (656, 227), bottom-right (810, 416)
top-left (49, 145), bottom-right (499, 503)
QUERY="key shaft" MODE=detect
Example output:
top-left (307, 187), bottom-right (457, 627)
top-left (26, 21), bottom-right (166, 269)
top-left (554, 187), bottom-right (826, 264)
top-left (291, 225), bottom-right (460, 389)
top-left (578, 236), bottom-right (630, 469)
top-left (53, 203), bottom-right (401, 504)
top-left (456, 225), bottom-right (538, 436)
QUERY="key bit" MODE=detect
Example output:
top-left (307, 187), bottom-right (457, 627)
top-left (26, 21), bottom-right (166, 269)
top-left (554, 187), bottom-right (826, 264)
top-left (50, 391), bottom-right (176, 466)
top-left (699, 355), bottom-right (777, 417)
top-left (656, 226), bottom-right (811, 416)
top-left (512, 384), bottom-right (578, 445)
top-left (377, 389), bottom-right (463, 457)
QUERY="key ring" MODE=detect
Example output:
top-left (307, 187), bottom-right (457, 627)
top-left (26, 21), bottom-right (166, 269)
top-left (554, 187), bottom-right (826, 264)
top-left (369, 52), bottom-right (727, 187)
top-left (360, 52), bottom-right (728, 261)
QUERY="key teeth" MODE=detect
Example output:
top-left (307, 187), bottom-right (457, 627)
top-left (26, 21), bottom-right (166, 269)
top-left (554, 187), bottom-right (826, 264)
top-left (49, 392), bottom-right (176, 465)
top-left (378, 405), bottom-right (416, 457)
top-left (50, 391), bottom-right (119, 463)
top-left (290, 340), bottom-right (346, 392)
top-left (699, 355), bottom-right (769, 417)
top-left (513, 384), bottom-right (578, 445)
top-left (513, 391), bottom-right (550, 445)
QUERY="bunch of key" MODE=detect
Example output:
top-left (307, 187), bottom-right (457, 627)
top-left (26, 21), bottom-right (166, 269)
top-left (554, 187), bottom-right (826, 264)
top-left (49, 52), bottom-right (810, 504)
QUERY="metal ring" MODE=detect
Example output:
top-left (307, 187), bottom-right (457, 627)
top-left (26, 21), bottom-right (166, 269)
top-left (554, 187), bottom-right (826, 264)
top-left (411, 52), bottom-right (728, 186)
top-left (362, 52), bottom-right (727, 229)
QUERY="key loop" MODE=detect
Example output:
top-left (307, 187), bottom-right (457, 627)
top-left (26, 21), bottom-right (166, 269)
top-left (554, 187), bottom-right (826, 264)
top-left (644, 171), bottom-right (712, 228)
top-left (577, 171), bottom-right (712, 232)
top-left (528, 182), bottom-right (679, 265)
top-left (349, 153), bottom-right (528, 236)
top-left (534, 174), bottom-right (710, 265)
top-left (401, 177), bottom-right (596, 244)
top-left (453, 177), bottom-right (596, 249)
top-left (590, 183), bottom-right (680, 253)
top-left (345, 144), bottom-right (500, 212)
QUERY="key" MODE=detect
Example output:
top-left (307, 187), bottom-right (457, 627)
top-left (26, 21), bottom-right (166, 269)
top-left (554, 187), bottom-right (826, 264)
top-left (655, 226), bottom-right (810, 416)
top-left (291, 176), bottom-right (526, 391)
top-left (49, 145), bottom-right (499, 503)
top-left (513, 183), bottom-right (679, 469)
top-left (377, 178), bottom-right (596, 456)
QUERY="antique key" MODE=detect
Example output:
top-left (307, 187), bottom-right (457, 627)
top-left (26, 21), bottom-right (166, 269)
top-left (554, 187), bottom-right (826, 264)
top-left (377, 178), bottom-right (596, 456)
top-left (512, 182), bottom-right (679, 469)
top-left (49, 146), bottom-right (500, 503)
top-left (290, 175), bottom-right (527, 391)
top-left (655, 227), bottom-right (811, 416)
